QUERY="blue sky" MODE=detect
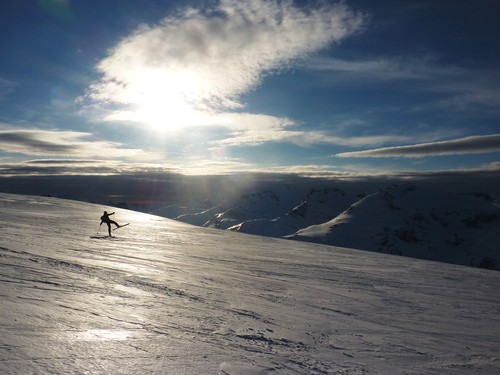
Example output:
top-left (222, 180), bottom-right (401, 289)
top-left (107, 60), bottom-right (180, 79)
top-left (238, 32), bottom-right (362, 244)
top-left (0, 0), bottom-right (499, 178)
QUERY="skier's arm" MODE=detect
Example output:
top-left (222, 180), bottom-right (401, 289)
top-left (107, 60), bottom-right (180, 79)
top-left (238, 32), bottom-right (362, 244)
top-left (110, 212), bottom-right (115, 215)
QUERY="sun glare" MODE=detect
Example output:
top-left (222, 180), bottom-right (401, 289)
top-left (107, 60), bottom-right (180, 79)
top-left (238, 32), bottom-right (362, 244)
top-left (108, 67), bottom-right (222, 132)
top-left (136, 96), bottom-right (199, 131)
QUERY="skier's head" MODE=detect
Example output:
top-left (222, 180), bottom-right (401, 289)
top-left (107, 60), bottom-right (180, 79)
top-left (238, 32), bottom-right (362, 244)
top-left (104, 211), bottom-right (107, 214)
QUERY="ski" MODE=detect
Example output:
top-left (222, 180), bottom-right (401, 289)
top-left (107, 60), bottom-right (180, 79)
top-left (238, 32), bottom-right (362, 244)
top-left (114, 223), bottom-right (130, 230)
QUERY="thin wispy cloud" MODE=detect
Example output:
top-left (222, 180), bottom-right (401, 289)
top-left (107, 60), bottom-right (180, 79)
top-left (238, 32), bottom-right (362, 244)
top-left (336, 134), bottom-right (500, 158)
top-left (285, 132), bottom-right (420, 148)
top-left (306, 56), bottom-right (500, 112)
top-left (0, 77), bottom-right (16, 101)
top-left (210, 113), bottom-right (297, 146)
top-left (216, 121), bottom-right (458, 148)
top-left (436, 87), bottom-right (500, 112)
top-left (0, 130), bottom-right (159, 161)
top-left (305, 55), bottom-right (474, 81)
top-left (85, 0), bottom-right (365, 137)
top-left (306, 57), bottom-right (436, 81)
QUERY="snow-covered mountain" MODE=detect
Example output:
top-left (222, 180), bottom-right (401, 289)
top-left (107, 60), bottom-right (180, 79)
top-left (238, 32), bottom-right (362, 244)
top-left (1, 192), bottom-right (499, 374)
top-left (227, 187), bottom-right (362, 237)
top-left (175, 184), bottom-right (500, 270)
top-left (287, 184), bottom-right (500, 269)
top-left (184, 187), bottom-right (303, 230)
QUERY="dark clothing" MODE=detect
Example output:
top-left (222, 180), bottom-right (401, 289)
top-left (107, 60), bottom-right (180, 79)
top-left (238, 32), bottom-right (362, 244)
top-left (100, 211), bottom-right (119, 236)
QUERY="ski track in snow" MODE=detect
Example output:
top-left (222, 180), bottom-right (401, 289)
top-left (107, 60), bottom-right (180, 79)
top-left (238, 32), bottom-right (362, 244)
top-left (0, 193), bottom-right (499, 374)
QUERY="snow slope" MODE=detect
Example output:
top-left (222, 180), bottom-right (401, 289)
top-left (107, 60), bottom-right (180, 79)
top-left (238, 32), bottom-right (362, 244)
top-left (1, 193), bottom-right (500, 374)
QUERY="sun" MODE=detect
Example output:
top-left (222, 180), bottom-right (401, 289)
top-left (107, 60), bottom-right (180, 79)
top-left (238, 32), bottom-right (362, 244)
top-left (134, 96), bottom-right (201, 131)
top-left (106, 67), bottom-right (220, 132)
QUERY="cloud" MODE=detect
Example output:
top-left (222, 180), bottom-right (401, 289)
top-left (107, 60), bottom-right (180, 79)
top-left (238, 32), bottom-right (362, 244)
top-left (213, 117), bottom-right (454, 148)
top-left (0, 159), bottom-right (126, 176)
top-left (209, 112), bottom-right (297, 146)
top-left (304, 55), bottom-right (480, 83)
top-left (436, 87), bottom-right (500, 112)
top-left (0, 77), bottom-right (16, 101)
top-left (85, 0), bottom-right (364, 129)
top-left (483, 161), bottom-right (500, 172)
top-left (336, 134), bottom-right (500, 158)
top-left (173, 157), bottom-right (254, 175)
top-left (305, 57), bottom-right (436, 81)
top-left (305, 56), bottom-right (500, 112)
top-left (0, 156), bottom-right (251, 177)
top-left (285, 132), bottom-right (420, 148)
top-left (0, 129), bottom-right (159, 161)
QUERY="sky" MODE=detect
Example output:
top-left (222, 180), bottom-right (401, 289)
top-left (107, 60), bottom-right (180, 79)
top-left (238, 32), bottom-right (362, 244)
top-left (0, 0), bottom-right (499, 178)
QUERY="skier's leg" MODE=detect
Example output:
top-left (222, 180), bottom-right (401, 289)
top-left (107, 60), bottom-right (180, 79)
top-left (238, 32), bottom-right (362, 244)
top-left (107, 223), bottom-right (112, 236)
top-left (110, 220), bottom-right (120, 228)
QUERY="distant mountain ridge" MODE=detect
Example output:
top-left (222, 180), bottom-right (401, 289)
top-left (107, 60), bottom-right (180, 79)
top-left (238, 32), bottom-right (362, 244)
top-left (174, 183), bottom-right (500, 270)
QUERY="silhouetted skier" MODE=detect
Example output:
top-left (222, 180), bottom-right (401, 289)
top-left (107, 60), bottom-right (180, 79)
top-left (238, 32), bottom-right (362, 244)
top-left (100, 211), bottom-right (121, 236)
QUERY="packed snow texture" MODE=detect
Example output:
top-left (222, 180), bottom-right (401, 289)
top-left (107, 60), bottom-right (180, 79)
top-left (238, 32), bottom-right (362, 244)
top-left (1, 193), bottom-right (499, 374)
top-left (176, 184), bottom-right (500, 270)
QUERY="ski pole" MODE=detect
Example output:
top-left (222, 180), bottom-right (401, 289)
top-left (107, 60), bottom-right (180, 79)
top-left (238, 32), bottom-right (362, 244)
top-left (96, 222), bottom-right (102, 235)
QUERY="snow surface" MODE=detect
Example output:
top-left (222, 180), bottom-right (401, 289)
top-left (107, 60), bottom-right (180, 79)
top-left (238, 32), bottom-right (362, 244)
top-left (1, 193), bottom-right (500, 374)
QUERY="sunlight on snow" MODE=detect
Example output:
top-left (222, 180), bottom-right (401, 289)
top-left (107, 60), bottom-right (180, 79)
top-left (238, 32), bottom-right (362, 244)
top-left (77, 329), bottom-right (134, 341)
top-left (120, 209), bottom-right (164, 225)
